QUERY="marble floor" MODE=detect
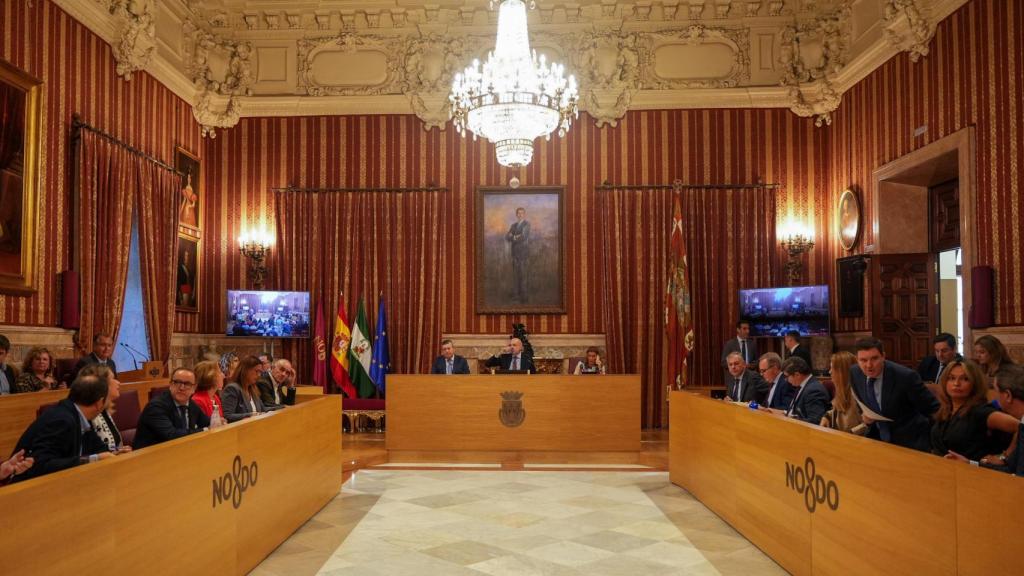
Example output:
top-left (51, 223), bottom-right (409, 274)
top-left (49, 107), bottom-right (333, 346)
top-left (250, 469), bottom-right (787, 576)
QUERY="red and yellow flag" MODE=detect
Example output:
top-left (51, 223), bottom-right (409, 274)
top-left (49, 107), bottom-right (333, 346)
top-left (666, 191), bottom-right (694, 389)
top-left (330, 294), bottom-right (357, 398)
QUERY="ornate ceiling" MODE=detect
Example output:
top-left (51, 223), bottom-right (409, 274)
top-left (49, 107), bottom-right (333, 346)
top-left (60, 0), bottom-right (965, 136)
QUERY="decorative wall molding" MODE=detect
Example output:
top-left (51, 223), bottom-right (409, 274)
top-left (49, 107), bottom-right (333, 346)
top-left (182, 17), bottom-right (255, 136)
top-left (778, 4), bottom-right (850, 126)
top-left (297, 32), bottom-right (403, 97)
top-left (103, 0), bottom-right (157, 79)
top-left (575, 30), bottom-right (641, 127)
top-left (884, 0), bottom-right (937, 62)
top-left (640, 25), bottom-right (750, 89)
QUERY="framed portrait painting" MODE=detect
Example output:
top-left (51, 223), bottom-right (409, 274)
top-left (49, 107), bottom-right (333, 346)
top-left (176, 234), bottom-right (199, 313)
top-left (837, 188), bottom-right (861, 251)
top-left (175, 146), bottom-right (200, 237)
top-left (476, 186), bottom-right (564, 314)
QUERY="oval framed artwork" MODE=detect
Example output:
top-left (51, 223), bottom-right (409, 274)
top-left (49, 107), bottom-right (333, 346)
top-left (837, 188), bottom-right (861, 251)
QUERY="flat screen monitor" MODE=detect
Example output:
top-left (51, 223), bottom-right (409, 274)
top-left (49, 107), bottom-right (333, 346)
top-left (226, 290), bottom-right (311, 338)
top-left (738, 285), bottom-right (830, 337)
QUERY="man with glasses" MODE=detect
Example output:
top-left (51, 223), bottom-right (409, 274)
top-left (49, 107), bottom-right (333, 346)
top-left (132, 367), bottom-right (210, 450)
top-left (758, 352), bottom-right (795, 410)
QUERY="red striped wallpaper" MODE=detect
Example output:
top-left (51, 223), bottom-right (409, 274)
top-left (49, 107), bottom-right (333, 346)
top-left (198, 110), bottom-right (829, 336)
top-left (829, 0), bottom-right (1024, 329)
top-left (0, 0), bottom-right (201, 327)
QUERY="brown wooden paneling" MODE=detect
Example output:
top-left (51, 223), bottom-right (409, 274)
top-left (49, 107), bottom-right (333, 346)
top-left (0, 397), bottom-right (342, 576)
top-left (670, 391), bottom-right (1019, 576)
top-left (0, 378), bottom-right (170, 457)
top-left (386, 374), bottom-right (640, 454)
top-left (872, 253), bottom-right (936, 367)
top-left (930, 179), bottom-right (961, 252)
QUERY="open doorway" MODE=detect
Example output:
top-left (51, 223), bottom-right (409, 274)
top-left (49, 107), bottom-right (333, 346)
top-left (937, 248), bottom-right (963, 354)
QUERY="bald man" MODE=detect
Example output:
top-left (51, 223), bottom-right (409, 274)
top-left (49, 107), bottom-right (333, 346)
top-left (484, 337), bottom-right (536, 373)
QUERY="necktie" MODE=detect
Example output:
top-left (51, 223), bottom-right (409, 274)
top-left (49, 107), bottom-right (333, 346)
top-left (864, 377), bottom-right (891, 441)
top-left (740, 340), bottom-right (748, 363)
top-left (178, 406), bottom-right (189, 429)
top-left (734, 378), bottom-right (742, 400)
top-left (446, 360), bottom-right (452, 374)
top-left (767, 378), bottom-right (777, 406)
top-left (0, 366), bottom-right (9, 395)
top-left (513, 356), bottom-right (520, 370)
top-left (935, 363), bottom-right (945, 383)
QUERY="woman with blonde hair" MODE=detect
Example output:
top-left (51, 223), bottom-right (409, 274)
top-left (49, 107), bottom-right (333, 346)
top-left (14, 347), bottom-right (62, 393)
top-left (973, 335), bottom-right (1016, 384)
top-left (191, 360), bottom-right (226, 425)
top-left (821, 351), bottom-right (866, 434)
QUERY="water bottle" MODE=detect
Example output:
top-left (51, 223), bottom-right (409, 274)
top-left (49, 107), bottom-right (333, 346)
top-left (210, 403), bottom-right (224, 428)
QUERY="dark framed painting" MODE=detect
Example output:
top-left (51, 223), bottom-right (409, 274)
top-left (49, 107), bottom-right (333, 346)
top-left (175, 146), bottom-right (200, 237)
top-left (837, 255), bottom-right (869, 318)
top-left (0, 58), bottom-right (41, 295)
top-left (476, 186), bottom-right (564, 314)
top-left (176, 234), bottom-right (199, 313)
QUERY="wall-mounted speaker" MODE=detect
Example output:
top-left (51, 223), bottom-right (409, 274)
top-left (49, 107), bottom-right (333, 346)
top-left (968, 265), bottom-right (993, 329)
top-left (60, 270), bottom-right (80, 330)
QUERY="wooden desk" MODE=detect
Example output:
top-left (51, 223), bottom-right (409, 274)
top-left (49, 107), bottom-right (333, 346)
top-left (387, 374), bottom-right (640, 462)
top-left (294, 384), bottom-right (325, 404)
top-left (670, 391), bottom-right (1022, 575)
top-left (0, 396), bottom-right (342, 576)
top-left (0, 378), bottom-right (169, 457)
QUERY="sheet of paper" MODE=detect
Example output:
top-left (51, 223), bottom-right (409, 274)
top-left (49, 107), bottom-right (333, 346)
top-left (854, 396), bottom-right (893, 422)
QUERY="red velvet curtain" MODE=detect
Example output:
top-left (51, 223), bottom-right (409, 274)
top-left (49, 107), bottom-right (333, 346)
top-left (600, 187), bottom-right (776, 427)
top-left (76, 129), bottom-right (180, 363)
top-left (273, 189), bottom-right (445, 388)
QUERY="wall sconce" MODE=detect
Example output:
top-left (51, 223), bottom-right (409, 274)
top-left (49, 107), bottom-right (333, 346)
top-left (780, 221), bottom-right (815, 285)
top-left (238, 228), bottom-right (274, 288)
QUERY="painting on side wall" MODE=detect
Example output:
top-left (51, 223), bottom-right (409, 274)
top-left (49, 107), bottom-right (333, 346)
top-left (476, 187), bottom-right (565, 314)
top-left (175, 146), bottom-right (200, 237)
top-left (176, 235), bottom-right (199, 313)
top-left (0, 59), bottom-right (41, 295)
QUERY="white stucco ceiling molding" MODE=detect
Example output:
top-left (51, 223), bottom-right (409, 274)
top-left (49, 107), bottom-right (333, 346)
top-left (573, 28), bottom-right (642, 127)
top-left (182, 16), bottom-right (255, 137)
top-left (403, 31), bottom-right (477, 130)
top-left (884, 0), bottom-right (937, 62)
top-left (102, 0), bottom-right (158, 79)
top-left (778, 3), bottom-right (851, 127)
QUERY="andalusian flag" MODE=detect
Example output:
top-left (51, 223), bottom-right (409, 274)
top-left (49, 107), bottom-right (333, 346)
top-left (666, 191), bottom-right (694, 389)
top-left (330, 295), bottom-right (357, 398)
top-left (348, 298), bottom-right (376, 398)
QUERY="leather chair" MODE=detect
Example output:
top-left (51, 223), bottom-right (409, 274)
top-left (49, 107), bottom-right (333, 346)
top-left (112, 390), bottom-right (141, 447)
top-left (147, 386), bottom-right (168, 403)
top-left (54, 357), bottom-right (80, 389)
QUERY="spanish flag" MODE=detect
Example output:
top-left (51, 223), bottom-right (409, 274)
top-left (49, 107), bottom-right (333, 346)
top-left (330, 295), bottom-right (357, 398)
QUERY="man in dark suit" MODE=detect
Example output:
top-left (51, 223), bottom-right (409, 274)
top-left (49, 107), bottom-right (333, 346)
top-left (784, 330), bottom-right (813, 369)
top-left (256, 359), bottom-right (296, 409)
top-left (72, 333), bottom-right (117, 378)
top-left (721, 321), bottom-right (758, 378)
top-left (12, 374), bottom-right (117, 481)
top-left (780, 357), bottom-right (831, 424)
top-left (724, 351), bottom-right (769, 404)
top-left (507, 207), bottom-right (531, 302)
top-left (484, 337), bottom-right (536, 373)
top-left (133, 368), bottom-right (210, 450)
top-left (431, 339), bottom-right (471, 374)
top-left (850, 337), bottom-right (940, 452)
top-left (916, 332), bottom-right (963, 383)
top-left (758, 352), bottom-right (796, 410)
top-left (0, 333), bottom-right (16, 395)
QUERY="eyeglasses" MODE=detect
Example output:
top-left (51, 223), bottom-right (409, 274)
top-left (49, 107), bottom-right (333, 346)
top-left (758, 368), bottom-right (770, 374)
top-left (170, 379), bottom-right (196, 389)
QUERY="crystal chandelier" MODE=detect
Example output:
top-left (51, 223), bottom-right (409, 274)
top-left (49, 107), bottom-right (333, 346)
top-left (450, 0), bottom-right (579, 168)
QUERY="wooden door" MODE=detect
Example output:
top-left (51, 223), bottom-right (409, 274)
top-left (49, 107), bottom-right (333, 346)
top-left (872, 253), bottom-right (936, 368)
top-left (930, 179), bottom-right (960, 252)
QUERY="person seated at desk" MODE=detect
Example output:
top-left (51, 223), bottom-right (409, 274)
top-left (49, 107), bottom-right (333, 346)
top-left (948, 366), bottom-right (1024, 472)
top-left (13, 346), bottom-right (62, 393)
top-left (973, 334), bottom-right (1017, 388)
top-left (573, 347), bottom-right (606, 375)
top-left (72, 333), bottom-right (117, 379)
top-left (78, 364), bottom-right (131, 453)
top-left (191, 360), bottom-right (225, 425)
top-left (821, 351), bottom-right (866, 435)
top-left (763, 357), bottom-right (830, 424)
top-left (256, 359), bottom-right (297, 408)
top-left (758, 352), bottom-right (794, 410)
top-left (0, 334), bottom-right (16, 395)
top-left (484, 337), bottom-right (536, 373)
top-left (783, 330), bottom-right (812, 368)
top-left (431, 339), bottom-right (470, 374)
top-left (221, 355), bottom-right (268, 422)
top-left (917, 332), bottom-right (962, 384)
top-left (851, 337), bottom-right (940, 452)
top-left (1, 450), bottom-right (33, 483)
top-left (724, 351), bottom-right (768, 404)
top-left (930, 360), bottom-right (1018, 462)
top-left (12, 374), bottom-right (120, 481)
top-left (132, 368), bottom-right (210, 450)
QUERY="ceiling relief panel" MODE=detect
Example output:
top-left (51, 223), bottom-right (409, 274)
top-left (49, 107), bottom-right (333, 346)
top-left (58, 0), bottom-right (970, 134)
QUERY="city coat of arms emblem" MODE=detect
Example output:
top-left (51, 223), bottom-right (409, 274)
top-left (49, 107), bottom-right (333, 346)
top-left (499, 391), bottom-right (525, 427)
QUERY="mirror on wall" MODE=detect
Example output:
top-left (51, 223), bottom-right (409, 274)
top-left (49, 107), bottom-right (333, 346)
top-left (0, 58), bottom-right (41, 295)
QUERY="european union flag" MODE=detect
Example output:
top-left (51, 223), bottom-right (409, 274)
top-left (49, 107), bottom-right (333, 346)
top-left (369, 296), bottom-right (390, 395)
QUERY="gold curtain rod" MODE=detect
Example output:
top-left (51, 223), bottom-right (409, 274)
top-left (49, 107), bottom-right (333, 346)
top-left (596, 180), bottom-right (780, 191)
top-left (70, 114), bottom-right (179, 174)
top-left (272, 185), bottom-right (448, 193)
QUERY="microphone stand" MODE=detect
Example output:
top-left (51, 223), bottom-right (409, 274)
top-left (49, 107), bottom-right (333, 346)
top-left (119, 342), bottom-right (145, 370)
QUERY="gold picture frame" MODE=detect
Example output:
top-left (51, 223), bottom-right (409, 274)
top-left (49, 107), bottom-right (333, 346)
top-left (175, 146), bottom-right (201, 238)
top-left (0, 59), bottom-right (42, 295)
top-left (837, 188), bottom-right (862, 252)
